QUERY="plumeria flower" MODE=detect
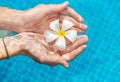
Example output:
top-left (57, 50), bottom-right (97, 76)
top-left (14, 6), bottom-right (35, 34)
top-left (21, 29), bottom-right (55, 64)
top-left (44, 19), bottom-right (77, 50)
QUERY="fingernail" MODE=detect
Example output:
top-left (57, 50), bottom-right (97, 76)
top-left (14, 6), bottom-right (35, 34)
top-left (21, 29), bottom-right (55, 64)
top-left (80, 24), bottom-right (88, 30)
top-left (83, 45), bottom-right (87, 48)
top-left (84, 35), bottom-right (88, 40)
top-left (64, 62), bottom-right (69, 68)
top-left (64, 1), bottom-right (69, 5)
top-left (65, 64), bottom-right (69, 68)
top-left (82, 35), bottom-right (88, 42)
top-left (83, 25), bottom-right (88, 29)
top-left (79, 18), bottom-right (84, 23)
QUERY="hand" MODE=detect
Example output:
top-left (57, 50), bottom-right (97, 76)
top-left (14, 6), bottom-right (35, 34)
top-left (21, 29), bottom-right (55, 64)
top-left (17, 1), bottom-right (87, 34)
top-left (7, 32), bottom-right (88, 68)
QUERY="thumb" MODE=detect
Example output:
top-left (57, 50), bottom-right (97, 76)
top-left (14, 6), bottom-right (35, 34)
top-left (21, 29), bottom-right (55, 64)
top-left (60, 1), bottom-right (69, 10)
top-left (48, 1), bottom-right (69, 12)
top-left (59, 59), bottom-right (69, 68)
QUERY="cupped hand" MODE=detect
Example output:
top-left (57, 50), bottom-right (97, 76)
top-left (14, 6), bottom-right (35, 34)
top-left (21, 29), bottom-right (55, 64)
top-left (16, 32), bottom-right (88, 68)
top-left (17, 1), bottom-right (87, 34)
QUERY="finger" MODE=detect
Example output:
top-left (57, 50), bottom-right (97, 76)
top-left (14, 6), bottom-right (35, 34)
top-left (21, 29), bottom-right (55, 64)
top-left (63, 34), bottom-right (87, 46)
top-left (79, 23), bottom-right (88, 30)
top-left (47, 1), bottom-right (69, 13)
top-left (62, 44), bottom-right (87, 61)
top-left (59, 15), bottom-right (87, 30)
top-left (47, 17), bottom-right (86, 34)
top-left (73, 28), bottom-right (85, 34)
top-left (59, 59), bottom-right (69, 68)
top-left (60, 7), bottom-right (84, 23)
top-left (59, 15), bottom-right (79, 26)
top-left (63, 35), bottom-right (88, 54)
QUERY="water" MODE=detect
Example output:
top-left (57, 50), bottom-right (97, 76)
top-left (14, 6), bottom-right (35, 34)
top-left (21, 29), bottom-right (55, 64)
top-left (0, 30), bottom-right (13, 38)
top-left (0, 0), bottom-right (120, 82)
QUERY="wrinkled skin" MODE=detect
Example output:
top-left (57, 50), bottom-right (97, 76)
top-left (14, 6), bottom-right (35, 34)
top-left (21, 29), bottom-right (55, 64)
top-left (17, 2), bottom-right (87, 34)
top-left (5, 32), bottom-right (88, 68)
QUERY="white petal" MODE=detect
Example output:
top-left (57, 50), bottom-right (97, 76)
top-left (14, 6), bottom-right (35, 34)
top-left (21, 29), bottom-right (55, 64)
top-left (65, 30), bottom-right (77, 43)
top-left (54, 37), bottom-right (66, 50)
top-left (44, 30), bottom-right (58, 42)
top-left (62, 19), bottom-right (74, 31)
top-left (50, 19), bottom-right (59, 32)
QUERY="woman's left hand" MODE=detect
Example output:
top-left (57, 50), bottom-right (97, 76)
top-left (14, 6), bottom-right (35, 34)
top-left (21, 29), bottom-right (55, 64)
top-left (12, 32), bottom-right (88, 68)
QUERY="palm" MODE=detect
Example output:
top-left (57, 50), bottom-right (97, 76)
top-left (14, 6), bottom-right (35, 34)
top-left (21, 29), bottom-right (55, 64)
top-left (27, 13), bottom-right (58, 34)
top-left (27, 34), bottom-right (65, 64)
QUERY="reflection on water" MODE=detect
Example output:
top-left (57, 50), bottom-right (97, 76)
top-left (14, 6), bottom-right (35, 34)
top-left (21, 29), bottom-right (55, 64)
top-left (0, 30), bottom-right (13, 38)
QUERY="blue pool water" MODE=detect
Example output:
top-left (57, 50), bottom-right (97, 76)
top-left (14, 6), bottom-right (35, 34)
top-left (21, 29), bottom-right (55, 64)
top-left (0, 0), bottom-right (120, 82)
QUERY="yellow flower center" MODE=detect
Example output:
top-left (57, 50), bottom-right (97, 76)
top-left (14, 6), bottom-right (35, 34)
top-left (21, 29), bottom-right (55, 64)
top-left (57, 29), bottom-right (66, 37)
